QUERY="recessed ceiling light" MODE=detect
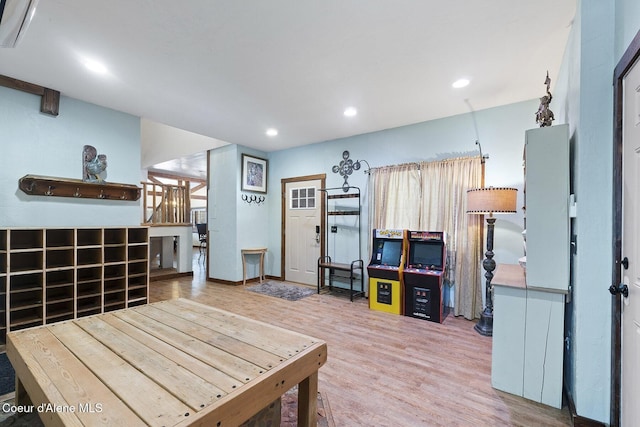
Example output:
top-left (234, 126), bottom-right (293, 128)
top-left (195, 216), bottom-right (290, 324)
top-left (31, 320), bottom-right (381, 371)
top-left (266, 128), bottom-right (278, 137)
top-left (83, 59), bottom-right (108, 75)
top-left (452, 78), bottom-right (470, 89)
top-left (344, 107), bottom-right (357, 117)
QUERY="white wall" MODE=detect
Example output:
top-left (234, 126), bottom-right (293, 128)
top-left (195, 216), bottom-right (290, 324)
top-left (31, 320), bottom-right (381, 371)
top-left (140, 118), bottom-right (228, 168)
top-left (0, 86), bottom-right (141, 227)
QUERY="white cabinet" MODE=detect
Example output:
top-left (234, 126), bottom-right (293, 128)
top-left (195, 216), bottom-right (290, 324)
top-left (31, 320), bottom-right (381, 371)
top-left (525, 124), bottom-right (570, 292)
top-left (492, 124), bottom-right (570, 409)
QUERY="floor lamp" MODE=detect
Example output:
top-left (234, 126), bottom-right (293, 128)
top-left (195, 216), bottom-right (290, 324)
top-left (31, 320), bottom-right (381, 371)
top-left (466, 187), bottom-right (517, 336)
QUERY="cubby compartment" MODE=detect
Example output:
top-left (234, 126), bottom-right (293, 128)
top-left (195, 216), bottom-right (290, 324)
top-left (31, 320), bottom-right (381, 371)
top-left (10, 288), bottom-right (43, 310)
top-left (77, 247), bottom-right (102, 266)
top-left (46, 269), bottom-right (74, 288)
top-left (128, 228), bottom-right (148, 245)
top-left (46, 300), bottom-right (75, 323)
top-left (128, 260), bottom-right (148, 276)
top-left (105, 264), bottom-right (126, 295)
top-left (10, 272), bottom-right (43, 293)
top-left (46, 248), bottom-right (74, 269)
top-left (10, 251), bottom-right (43, 272)
top-left (104, 228), bottom-right (126, 245)
top-left (104, 264), bottom-right (126, 281)
top-left (10, 229), bottom-right (43, 250)
top-left (104, 246), bottom-right (126, 263)
top-left (128, 286), bottom-right (147, 304)
top-left (46, 283), bottom-right (74, 304)
top-left (77, 267), bottom-right (102, 287)
top-left (0, 253), bottom-right (6, 274)
top-left (0, 229), bottom-right (6, 251)
top-left (128, 245), bottom-right (148, 262)
top-left (0, 283), bottom-right (6, 325)
top-left (77, 295), bottom-right (102, 317)
top-left (104, 290), bottom-right (126, 311)
top-left (10, 306), bottom-right (44, 330)
top-left (77, 228), bottom-right (102, 247)
top-left (46, 229), bottom-right (74, 248)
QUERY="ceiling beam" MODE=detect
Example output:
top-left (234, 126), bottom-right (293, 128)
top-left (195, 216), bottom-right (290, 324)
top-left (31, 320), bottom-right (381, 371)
top-left (147, 170), bottom-right (206, 184)
top-left (0, 74), bottom-right (60, 116)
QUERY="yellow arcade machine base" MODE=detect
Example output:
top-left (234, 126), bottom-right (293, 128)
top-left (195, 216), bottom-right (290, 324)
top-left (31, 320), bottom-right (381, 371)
top-left (369, 277), bottom-right (403, 314)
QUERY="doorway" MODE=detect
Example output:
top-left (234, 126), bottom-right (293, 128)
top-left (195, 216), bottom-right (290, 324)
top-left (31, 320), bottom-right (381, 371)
top-left (281, 174), bottom-right (326, 285)
top-left (612, 29), bottom-right (640, 427)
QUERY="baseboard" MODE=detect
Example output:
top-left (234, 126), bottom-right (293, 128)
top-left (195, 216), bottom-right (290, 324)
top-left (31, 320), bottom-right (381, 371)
top-left (149, 271), bottom-right (193, 282)
top-left (565, 386), bottom-right (606, 427)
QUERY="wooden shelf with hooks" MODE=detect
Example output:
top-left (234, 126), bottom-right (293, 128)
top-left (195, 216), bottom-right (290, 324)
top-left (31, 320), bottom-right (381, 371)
top-left (19, 175), bottom-right (141, 201)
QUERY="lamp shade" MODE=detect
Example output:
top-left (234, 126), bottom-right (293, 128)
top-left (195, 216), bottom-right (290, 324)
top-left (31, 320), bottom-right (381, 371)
top-left (466, 187), bottom-right (517, 214)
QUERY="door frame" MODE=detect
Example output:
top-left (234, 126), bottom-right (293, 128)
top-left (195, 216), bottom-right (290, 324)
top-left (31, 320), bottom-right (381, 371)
top-left (612, 28), bottom-right (640, 427)
top-left (280, 174), bottom-right (326, 282)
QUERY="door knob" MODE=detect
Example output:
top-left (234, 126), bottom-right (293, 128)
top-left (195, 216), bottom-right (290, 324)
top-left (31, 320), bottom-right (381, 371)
top-left (621, 256), bottom-right (629, 270)
top-left (609, 283), bottom-right (629, 298)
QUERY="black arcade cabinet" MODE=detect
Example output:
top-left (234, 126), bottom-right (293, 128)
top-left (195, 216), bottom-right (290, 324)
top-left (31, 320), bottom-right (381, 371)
top-left (403, 231), bottom-right (447, 323)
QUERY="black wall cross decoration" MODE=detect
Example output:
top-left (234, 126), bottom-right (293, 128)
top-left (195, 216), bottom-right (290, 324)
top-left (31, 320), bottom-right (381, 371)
top-left (332, 150), bottom-right (363, 192)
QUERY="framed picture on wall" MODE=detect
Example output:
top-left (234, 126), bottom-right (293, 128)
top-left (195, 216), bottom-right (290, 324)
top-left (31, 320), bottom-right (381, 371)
top-left (241, 154), bottom-right (268, 193)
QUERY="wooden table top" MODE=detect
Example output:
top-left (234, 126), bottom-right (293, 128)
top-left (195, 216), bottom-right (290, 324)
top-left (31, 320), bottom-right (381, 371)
top-left (6, 298), bottom-right (327, 427)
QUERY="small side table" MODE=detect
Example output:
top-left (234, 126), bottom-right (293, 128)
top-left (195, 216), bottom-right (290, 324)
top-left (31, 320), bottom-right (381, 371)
top-left (242, 248), bottom-right (267, 285)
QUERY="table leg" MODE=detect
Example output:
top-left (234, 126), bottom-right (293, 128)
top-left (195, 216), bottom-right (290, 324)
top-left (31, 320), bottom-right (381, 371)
top-left (297, 371), bottom-right (318, 427)
top-left (15, 377), bottom-right (32, 407)
top-left (259, 252), bottom-right (265, 283)
top-left (242, 253), bottom-right (247, 286)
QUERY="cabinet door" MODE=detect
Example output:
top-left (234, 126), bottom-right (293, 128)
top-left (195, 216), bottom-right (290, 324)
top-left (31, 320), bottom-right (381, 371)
top-left (525, 124), bottom-right (570, 292)
top-left (522, 290), bottom-right (565, 408)
top-left (491, 285), bottom-right (526, 395)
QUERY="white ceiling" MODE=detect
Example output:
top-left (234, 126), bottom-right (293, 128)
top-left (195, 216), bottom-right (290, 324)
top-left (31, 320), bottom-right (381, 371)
top-left (1, 1), bottom-right (575, 157)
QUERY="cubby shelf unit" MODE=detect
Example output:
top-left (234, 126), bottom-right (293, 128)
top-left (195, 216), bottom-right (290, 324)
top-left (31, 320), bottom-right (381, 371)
top-left (0, 227), bottom-right (149, 345)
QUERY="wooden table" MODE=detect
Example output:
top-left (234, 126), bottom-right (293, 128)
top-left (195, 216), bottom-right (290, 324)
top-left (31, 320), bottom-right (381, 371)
top-left (241, 248), bottom-right (267, 285)
top-left (6, 298), bottom-right (327, 426)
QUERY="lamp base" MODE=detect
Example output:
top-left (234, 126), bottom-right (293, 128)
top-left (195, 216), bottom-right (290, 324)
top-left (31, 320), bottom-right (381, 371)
top-left (474, 307), bottom-right (493, 337)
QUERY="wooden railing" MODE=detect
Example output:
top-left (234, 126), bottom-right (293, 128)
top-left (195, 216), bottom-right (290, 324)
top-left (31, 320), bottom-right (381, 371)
top-left (141, 181), bottom-right (191, 225)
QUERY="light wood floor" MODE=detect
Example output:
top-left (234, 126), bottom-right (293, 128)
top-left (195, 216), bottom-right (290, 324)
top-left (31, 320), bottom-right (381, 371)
top-left (149, 272), bottom-right (572, 427)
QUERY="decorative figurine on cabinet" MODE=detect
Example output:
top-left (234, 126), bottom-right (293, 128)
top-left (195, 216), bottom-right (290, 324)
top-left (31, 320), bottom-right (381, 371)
top-left (535, 71), bottom-right (555, 127)
top-left (83, 144), bottom-right (108, 183)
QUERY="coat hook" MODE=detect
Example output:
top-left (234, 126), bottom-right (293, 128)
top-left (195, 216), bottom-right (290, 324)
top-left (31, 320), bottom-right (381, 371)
top-left (242, 194), bottom-right (266, 205)
top-left (45, 186), bottom-right (54, 196)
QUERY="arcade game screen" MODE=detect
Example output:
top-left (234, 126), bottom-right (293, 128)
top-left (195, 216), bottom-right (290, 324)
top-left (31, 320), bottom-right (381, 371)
top-left (380, 240), bottom-right (402, 266)
top-left (409, 242), bottom-right (443, 269)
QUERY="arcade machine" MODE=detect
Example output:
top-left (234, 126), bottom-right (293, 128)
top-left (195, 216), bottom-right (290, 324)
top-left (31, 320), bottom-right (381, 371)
top-left (368, 229), bottom-right (406, 315)
top-left (403, 231), bottom-right (447, 323)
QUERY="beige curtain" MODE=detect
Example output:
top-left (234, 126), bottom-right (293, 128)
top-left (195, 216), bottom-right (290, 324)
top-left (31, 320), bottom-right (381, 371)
top-left (369, 156), bottom-right (483, 320)
top-left (419, 157), bottom-right (483, 319)
top-left (368, 163), bottom-right (421, 230)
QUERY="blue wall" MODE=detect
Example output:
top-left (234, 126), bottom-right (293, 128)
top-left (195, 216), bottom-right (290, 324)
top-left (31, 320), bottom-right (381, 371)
top-left (208, 145), bottom-right (270, 282)
top-left (265, 99), bottom-right (538, 286)
top-left (553, 0), bottom-right (640, 422)
top-left (0, 86), bottom-right (141, 227)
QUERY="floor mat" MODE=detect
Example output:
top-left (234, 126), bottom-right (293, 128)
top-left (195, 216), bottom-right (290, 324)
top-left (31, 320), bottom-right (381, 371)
top-left (246, 281), bottom-right (315, 301)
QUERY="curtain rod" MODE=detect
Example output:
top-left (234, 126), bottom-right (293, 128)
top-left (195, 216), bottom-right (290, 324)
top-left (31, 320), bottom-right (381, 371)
top-left (368, 154), bottom-right (483, 173)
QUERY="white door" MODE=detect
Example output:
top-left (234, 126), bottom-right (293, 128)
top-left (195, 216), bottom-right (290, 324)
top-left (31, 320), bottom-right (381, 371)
top-left (285, 179), bottom-right (321, 285)
top-left (621, 56), bottom-right (640, 427)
